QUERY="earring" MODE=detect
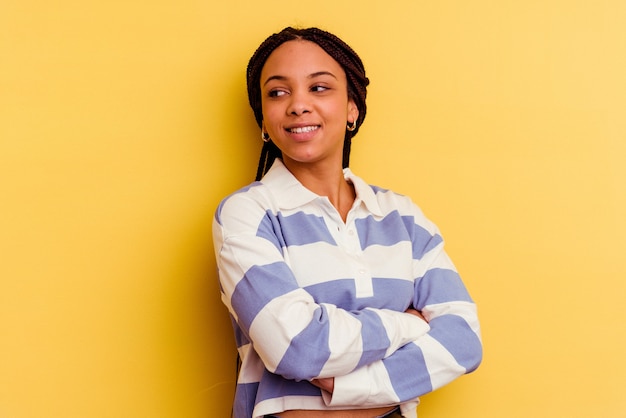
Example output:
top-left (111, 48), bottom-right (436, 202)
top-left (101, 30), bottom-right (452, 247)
top-left (261, 131), bottom-right (270, 142)
top-left (347, 120), bottom-right (357, 132)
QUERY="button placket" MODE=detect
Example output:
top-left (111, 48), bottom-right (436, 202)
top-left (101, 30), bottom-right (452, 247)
top-left (344, 222), bottom-right (360, 254)
top-left (354, 264), bottom-right (373, 298)
top-left (345, 222), bottom-right (373, 298)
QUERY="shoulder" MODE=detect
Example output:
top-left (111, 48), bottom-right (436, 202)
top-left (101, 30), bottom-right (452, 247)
top-left (347, 169), bottom-right (420, 217)
top-left (370, 183), bottom-right (427, 218)
top-left (364, 182), bottom-right (441, 236)
top-left (214, 181), bottom-right (274, 229)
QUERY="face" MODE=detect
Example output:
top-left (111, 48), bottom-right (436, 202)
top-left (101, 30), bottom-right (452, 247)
top-left (260, 40), bottom-right (358, 170)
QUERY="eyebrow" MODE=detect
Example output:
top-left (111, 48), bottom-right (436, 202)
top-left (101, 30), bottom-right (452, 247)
top-left (263, 71), bottom-right (338, 86)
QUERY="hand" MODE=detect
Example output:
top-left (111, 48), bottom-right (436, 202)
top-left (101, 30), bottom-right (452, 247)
top-left (310, 377), bottom-right (334, 393)
top-left (405, 307), bottom-right (427, 322)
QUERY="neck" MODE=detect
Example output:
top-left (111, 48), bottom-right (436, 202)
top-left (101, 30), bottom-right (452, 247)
top-left (283, 159), bottom-right (355, 222)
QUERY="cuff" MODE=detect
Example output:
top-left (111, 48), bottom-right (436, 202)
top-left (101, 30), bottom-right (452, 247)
top-left (321, 362), bottom-right (400, 407)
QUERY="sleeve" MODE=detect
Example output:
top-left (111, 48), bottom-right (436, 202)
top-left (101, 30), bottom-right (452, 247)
top-left (213, 192), bottom-right (431, 382)
top-left (322, 212), bottom-right (482, 407)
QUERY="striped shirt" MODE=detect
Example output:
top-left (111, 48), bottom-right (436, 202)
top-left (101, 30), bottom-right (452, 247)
top-left (212, 160), bottom-right (482, 418)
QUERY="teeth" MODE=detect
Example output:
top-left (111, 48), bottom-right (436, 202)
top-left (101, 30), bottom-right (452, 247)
top-left (289, 126), bottom-right (318, 133)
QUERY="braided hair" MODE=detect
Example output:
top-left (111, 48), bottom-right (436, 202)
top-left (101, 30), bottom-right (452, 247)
top-left (247, 27), bottom-right (370, 181)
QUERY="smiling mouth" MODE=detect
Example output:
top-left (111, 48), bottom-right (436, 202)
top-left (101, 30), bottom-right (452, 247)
top-left (287, 125), bottom-right (320, 134)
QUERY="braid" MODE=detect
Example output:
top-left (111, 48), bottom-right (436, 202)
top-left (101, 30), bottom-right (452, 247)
top-left (247, 27), bottom-right (370, 180)
top-left (255, 141), bottom-right (282, 181)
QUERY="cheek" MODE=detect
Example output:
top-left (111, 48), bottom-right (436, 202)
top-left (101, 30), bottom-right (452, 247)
top-left (261, 102), bottom-right (281, 123)
top-left (261, 104), bottom-right (285, 137)
top-left (326, 101), bottom-right (350, 122)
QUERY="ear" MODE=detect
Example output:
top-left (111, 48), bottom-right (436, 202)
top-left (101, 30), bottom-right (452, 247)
top-left (347, 99), bottom-right (359, 124)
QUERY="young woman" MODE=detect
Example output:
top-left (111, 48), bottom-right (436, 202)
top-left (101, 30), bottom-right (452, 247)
top-left (212, 27), bottom-right (482, 418)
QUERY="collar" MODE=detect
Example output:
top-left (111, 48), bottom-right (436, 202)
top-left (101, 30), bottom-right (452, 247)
top-left (343, 167), bottom-right (384, 217)
top-left (262, 159), bottom-right (384, 217)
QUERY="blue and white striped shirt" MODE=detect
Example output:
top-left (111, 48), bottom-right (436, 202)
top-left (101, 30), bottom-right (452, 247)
top-left (213, 160), bottom-right (482, 418)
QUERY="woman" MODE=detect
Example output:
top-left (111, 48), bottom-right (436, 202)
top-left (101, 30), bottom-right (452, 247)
top-left (212, 27), bottom-right (482, 418)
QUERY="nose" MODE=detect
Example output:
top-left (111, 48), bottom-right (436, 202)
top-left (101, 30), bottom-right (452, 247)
top-left (286, 89), bottom-right (311, 116)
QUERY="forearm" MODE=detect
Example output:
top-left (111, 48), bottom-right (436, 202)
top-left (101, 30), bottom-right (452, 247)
top-left (319, 303), bottom-right (482, 407)
top-left (218, 234), bottom-right (430, 381)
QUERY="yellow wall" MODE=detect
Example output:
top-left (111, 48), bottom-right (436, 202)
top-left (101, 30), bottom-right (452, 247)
top-left (1, 1), bottom-right (625, 417)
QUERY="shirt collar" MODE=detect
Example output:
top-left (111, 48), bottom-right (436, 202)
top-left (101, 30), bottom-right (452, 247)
top-left (343, 167), bottom-right (384, 217)
top-left (261, 160), bottom-right (319, 210)
top-left (262, 159), bottom-right (384, 217)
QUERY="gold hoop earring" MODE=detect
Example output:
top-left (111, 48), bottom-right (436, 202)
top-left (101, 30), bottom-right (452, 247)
top-left (347, 120), bottom-right (357, 132)
top-left (262, 131), bottom-right (270, 142)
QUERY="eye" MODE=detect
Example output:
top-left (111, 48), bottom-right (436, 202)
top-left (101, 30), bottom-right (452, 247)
top-left (311, 85), bottom-right (329, 93)
top-left (268, 89), bottom-right (288, 98)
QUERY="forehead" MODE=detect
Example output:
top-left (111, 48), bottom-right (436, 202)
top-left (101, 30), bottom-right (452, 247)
top-left (261, 40), bottom-right (346, 82)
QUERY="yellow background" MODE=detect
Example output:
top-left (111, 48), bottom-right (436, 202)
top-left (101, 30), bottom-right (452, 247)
top-left (1, 1), bottom-right (625, 417)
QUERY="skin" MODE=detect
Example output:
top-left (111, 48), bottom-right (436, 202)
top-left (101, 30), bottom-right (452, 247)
top-left (258, 39), bottom-right (428, 417)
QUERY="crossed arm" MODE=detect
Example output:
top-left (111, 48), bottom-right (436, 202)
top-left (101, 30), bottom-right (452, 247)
top-left (311, 308), bottom-right (427, 394)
